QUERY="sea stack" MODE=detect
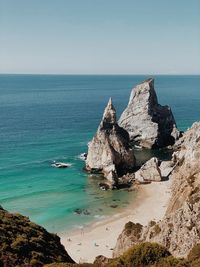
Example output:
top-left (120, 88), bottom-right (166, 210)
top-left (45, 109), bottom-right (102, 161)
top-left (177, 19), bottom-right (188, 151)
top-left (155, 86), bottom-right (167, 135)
top-left (86, 98), bottom-right (135, 187)
top-left (118, 78), bottom-right (180, 148)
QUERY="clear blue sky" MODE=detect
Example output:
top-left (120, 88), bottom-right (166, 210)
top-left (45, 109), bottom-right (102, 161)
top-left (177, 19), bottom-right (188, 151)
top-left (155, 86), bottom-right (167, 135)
top-left (0, 0), bottom-right (199, 74)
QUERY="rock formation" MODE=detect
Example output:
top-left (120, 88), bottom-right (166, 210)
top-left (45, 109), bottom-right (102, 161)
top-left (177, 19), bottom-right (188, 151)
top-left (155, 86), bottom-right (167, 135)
top-left (86, 98), bottom-right (135, 187)
top-left (134, 157), bottom-right (162, 182)
top-left (114, 122), bottom-right (200, 258)
top-left (0, 206), bottom-right (74, 267)
top-left (118, 78), bottom-right (180, 148)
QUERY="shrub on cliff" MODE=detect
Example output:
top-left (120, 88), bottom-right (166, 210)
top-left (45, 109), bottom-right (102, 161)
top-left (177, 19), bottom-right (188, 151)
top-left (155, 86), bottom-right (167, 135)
top-left (44, 264), bottom-right (93, 267)
top-left (124, 221), bottom-right (143, 238)
top-left (0, 206), bottom-right (74, 267)
top-left (106, 242), bottom-right (171, 267)
top-left (151, 256), bottom-right (190, 267)
top-left (43, 242), bottom-right (200, 267)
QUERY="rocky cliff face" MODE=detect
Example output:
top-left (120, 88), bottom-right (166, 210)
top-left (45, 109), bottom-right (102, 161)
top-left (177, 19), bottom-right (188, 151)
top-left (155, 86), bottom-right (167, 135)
top-left (0, 206), bottom-right (74, 267)
top-left (118, 78), bottom-right (180, 148)
top-left (114, 122), bottom-right (200, 258)
top-left (86, 98), bottom-right (135, 187)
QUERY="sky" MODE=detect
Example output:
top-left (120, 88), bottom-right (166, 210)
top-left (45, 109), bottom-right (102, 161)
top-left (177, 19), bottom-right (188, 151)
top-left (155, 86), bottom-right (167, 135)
top-left (0, 0), bottom-right (200, 74)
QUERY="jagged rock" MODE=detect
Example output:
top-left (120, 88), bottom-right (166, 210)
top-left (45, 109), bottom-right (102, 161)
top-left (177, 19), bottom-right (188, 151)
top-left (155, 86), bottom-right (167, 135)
top-left (113, 221), bottom-right (143, 257)
top-left (114, 122), bottom-right (200, 258)
top-left (0, 207), bottom-right (74, 267)
top-left (119, 78), bottom-right (180, 148)
top-left (86, 98), bottom-right (135, 187)
top-left (134, 157), bottom-right (162, 182)
top-left (159, 160), bottom-right (174, 178)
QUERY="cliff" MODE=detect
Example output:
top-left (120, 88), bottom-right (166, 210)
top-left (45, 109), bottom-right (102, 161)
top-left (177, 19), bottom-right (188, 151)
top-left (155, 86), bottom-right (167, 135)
top-left (118, 78), bottom-right (180, 148)
top-left (113, 122), bottom-right (200, 258)
top-left (86, 98), bottom-right (135, 187)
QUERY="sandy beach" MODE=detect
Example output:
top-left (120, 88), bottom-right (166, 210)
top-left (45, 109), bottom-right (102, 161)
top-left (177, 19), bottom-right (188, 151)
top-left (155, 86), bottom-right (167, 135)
top-left (61, 179), bottom-right (172, 263)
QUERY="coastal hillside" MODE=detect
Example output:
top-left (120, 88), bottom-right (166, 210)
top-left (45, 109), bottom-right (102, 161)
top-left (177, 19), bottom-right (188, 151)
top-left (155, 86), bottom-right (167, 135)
top-left (1, 205), bottom-right (200, 266)
top-left (0, 206), bottom-right (74, 267)
top-left (114, 122), bottom-right (200, 258)
top-left (44, 242), bottom-right (200, 267)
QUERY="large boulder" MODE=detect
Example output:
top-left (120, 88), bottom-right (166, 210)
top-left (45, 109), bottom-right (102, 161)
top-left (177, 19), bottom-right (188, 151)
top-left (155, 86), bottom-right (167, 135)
top-left (119, 78), bottom-right (180, 148)
top-left (86, 98), bottom-right (135, 187)
top-left (134, 157), bottom-right (162, 182)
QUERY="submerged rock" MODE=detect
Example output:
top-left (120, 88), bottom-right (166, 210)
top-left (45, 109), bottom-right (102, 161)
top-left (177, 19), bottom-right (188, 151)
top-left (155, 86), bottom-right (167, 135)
top-left (98, 182), bottom-right (110, 191)
top-left (73, 208), bottom-right (91, 215)
top-left (134, 157), bottom-right (162, 182)
top-left (86, 98), bottom-right (135, 187)
top-left (119, 78), bottom-right (180, 148)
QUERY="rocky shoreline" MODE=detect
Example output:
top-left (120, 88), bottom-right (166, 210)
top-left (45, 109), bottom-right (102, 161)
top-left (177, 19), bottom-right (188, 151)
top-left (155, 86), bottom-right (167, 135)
top-left (1, 78), bottom-right (200, 266)
top-left (82, 78), bottom-right (200, 261)
top-left (85, 78), bottom-right (181, 190)
top-left (61, 117), bottom-right (200, 264)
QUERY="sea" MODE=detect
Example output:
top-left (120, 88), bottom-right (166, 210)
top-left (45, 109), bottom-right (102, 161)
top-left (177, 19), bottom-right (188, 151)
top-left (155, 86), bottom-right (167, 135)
top-left (0, 74), bottom-right (199, 234)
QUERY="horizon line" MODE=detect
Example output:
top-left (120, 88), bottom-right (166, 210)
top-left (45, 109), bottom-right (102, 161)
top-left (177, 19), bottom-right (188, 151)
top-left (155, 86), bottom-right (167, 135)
top-left (0, 73), bottom-right (200, 76)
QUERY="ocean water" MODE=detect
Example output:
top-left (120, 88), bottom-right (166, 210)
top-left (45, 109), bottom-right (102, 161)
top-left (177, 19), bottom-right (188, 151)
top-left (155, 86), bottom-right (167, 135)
top-left (0, 74), bottom-right (199, 234)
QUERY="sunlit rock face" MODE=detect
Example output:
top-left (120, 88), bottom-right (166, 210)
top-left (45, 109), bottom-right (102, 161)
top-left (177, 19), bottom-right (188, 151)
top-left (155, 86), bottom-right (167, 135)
top-left (119, 78), bottom-right (180, 149)
top-left (134, 157), bottom-right (162, 182)
top-left (86, 98), bottom-right (135, 187)
top-left (114, 122), bottom-right (200, 258)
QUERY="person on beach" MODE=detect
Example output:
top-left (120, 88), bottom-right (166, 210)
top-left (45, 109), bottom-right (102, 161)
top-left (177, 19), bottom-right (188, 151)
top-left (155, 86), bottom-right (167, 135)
top-left (80, 226), bottom-right (84, 236)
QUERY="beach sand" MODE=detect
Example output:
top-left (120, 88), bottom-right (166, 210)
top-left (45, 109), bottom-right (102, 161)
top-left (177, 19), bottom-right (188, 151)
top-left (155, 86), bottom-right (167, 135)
top-left (61, 179), bottom-right (171, 263)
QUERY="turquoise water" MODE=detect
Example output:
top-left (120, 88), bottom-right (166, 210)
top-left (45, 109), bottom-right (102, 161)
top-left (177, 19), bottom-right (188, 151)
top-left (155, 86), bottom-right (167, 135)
top-left (0, 75), bottom-right (199, 233)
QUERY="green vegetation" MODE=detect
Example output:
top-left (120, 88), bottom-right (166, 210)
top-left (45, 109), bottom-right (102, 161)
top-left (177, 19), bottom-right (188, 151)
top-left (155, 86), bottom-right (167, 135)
top-left (46, 242), bottom-right (198, 267)
top-left (1, 206), bottom-right (200, 267)
top-left (106, 242), bottom-right (171, 267)
top-left (0, 206), bottom-right (74, 267)
top-left (124, 221), bottom-right (143, 238)
top-left (152, 256), bottom-right (190, 266)
top-left (44, 264), bottom-right (93, 267)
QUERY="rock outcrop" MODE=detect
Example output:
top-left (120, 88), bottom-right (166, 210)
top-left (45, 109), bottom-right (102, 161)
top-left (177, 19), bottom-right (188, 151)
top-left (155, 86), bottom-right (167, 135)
top-left (119, 78), bottom-right (180, 148)
top-left (134, 157), bottom-right (162, 182)
top-left (86, 98), bottom-right (135, 187)
top-left (113, 221), bottom-right (144, 257)
top-left (0, 206), bottom-right (74, 267)
top-left (114, 122), bottom-right (200, 258)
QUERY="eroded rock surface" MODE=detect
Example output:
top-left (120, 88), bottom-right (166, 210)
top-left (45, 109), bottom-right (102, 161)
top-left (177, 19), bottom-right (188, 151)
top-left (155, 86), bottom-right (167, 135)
top-left (119, 78), bottom-right (180, 148)
top-left (86, 98), bottom-right (135, 187)
top-left (134, 157), bottom-right (162, 182)
top-left (114, 122), bottom-right (200, 258)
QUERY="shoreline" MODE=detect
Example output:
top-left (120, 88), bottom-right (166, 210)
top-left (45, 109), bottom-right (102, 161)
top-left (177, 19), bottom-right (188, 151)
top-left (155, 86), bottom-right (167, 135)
top-left (61, 179), bottom-right (172, 263)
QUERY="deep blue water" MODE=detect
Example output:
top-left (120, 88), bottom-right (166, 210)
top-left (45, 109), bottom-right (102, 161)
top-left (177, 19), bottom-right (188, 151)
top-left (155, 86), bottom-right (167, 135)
top-left (0, 74), bottom-right (199, 233)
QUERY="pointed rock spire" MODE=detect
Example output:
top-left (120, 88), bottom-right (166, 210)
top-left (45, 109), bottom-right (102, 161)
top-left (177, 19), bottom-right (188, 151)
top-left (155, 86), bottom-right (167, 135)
top-left (86, 98), bottom-right (135, 187)
top-left (101, 97), bottom-right (116, 126)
